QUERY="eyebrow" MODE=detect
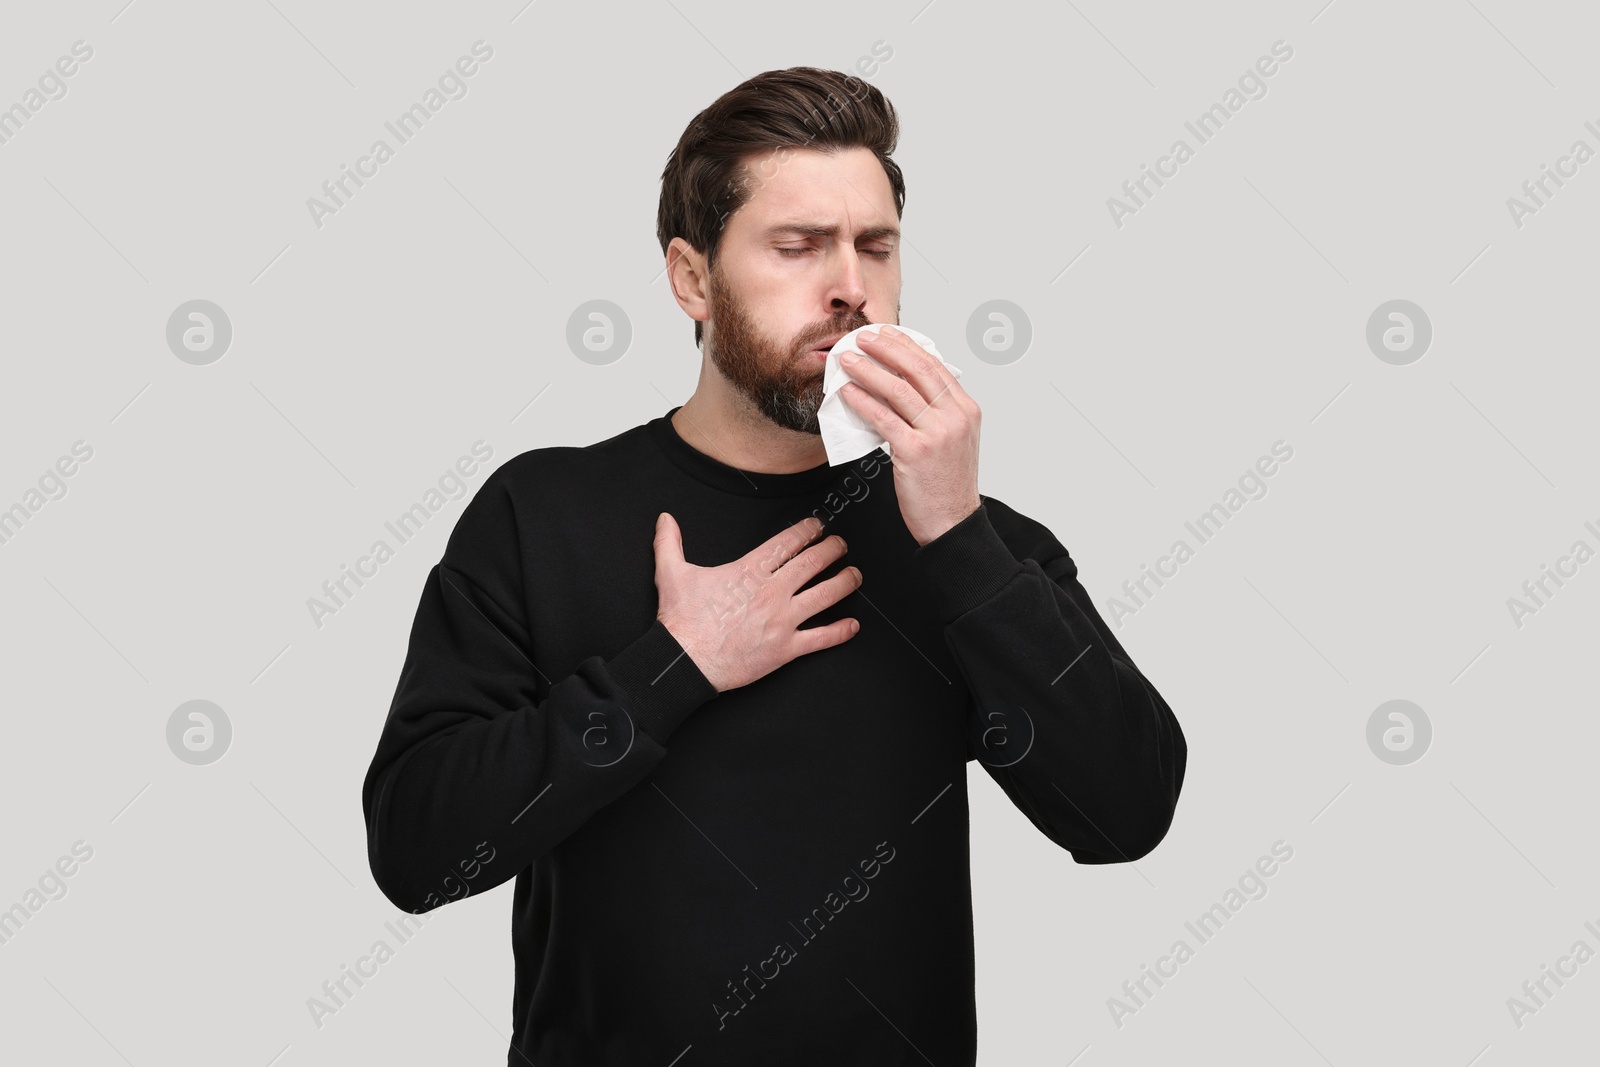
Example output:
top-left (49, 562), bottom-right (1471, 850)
top-left (764, 222), bottom-right (900, 241)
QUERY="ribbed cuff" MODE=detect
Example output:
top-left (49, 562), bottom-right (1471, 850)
top-left (911, 504), bottom-right (1025, 625)
top-left (607, 618), bottom-right (719, 744)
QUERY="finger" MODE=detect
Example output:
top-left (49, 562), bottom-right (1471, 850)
top-left (775, 533), bottom-right (848, 591)
top-left (842, 346), bottom-right (929, 428)
top-left (653, 512), bottom-right (683, 569)
top-left (791, 615), bottom-right (860, 657)
top-left (838, 350), bottom-right (899, 398)
top-left (855, 326), bottom-right (957, 414)
top-left (789, 564), bottom-right (861, 620)
top-left (839, 379), bottom-right (911, 457)
top-left (754, 514), bottom-right (826, 574)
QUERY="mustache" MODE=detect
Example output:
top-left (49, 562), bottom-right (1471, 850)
top-left (795, 312), bottom-right (873, 354)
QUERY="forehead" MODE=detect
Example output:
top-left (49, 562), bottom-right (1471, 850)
top-left (731, 146), bottom-right (898, 233)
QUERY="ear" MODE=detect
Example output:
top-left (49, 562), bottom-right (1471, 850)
top-left (666, 237), bottom-right (710, 332)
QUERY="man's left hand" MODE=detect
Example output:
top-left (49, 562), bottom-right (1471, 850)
top-left (838, 325), bottom-right (983, 547)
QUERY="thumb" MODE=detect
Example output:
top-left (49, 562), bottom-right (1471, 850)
top-left (653, 511), bottom-right (683, 567)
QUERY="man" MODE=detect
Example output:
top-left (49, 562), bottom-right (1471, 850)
top-left (362, 66), bottom-right (1185, 1065)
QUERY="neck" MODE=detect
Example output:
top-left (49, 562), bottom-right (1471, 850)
top-left (671, 363), bottom-right (828, 475)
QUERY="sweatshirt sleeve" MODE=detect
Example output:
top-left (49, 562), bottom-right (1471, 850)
top-left (361, 463), bottom-right (719, 914)
top-left (910, 498), bottom-right (1186, 864)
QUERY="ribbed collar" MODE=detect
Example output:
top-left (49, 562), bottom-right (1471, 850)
top-left (647, 405), bottom-right (872, 498)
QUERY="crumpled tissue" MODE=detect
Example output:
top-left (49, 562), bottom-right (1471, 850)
top-left (816, 324), bottom-right (962, 466)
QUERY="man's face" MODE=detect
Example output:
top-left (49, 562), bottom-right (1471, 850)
top-left (703, 146), bottom-right (902, 435)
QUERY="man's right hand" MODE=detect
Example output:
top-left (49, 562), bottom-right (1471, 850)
top-left (653, 512), bottom-right (862, 693)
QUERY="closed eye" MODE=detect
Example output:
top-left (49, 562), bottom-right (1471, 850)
top-left (777, 247), bottom-right (895, 259)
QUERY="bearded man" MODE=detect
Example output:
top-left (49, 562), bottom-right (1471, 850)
top-left (362, 65), bottom-right (1186, 1066)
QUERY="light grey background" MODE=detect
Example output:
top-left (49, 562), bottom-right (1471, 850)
top-left (2, 1), bottom-right (1596, 1063)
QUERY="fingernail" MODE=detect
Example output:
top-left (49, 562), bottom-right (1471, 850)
top-left (842, 352), bottom-right (860, 363)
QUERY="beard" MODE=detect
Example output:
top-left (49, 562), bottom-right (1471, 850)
top-left (704, 266), bottom-right (870, 436)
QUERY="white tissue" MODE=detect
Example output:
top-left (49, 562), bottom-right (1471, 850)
top-left (816, 324), bottom-right (962, 466)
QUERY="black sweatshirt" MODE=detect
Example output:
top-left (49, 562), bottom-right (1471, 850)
top-left (361, 406), bottom-right (1186, 1065)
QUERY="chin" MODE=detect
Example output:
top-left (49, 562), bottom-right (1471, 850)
top-left (759, 403), bottom-right (821, 437)
top-left (773, 414), bottom-right (821, 437)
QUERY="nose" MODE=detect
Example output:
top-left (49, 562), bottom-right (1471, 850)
top-left (827, 246), bottom-right (868, 315)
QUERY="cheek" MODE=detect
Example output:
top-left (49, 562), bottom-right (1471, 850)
top-left (737, 258), bottom-right (801, 304)
top-left (867, 268), bottom-right (901, 311)
top-left (748, 285), bottom-right (820, 338)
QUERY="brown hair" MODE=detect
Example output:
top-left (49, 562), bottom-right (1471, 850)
top-left (656, 67), bottom-right (906, 346)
